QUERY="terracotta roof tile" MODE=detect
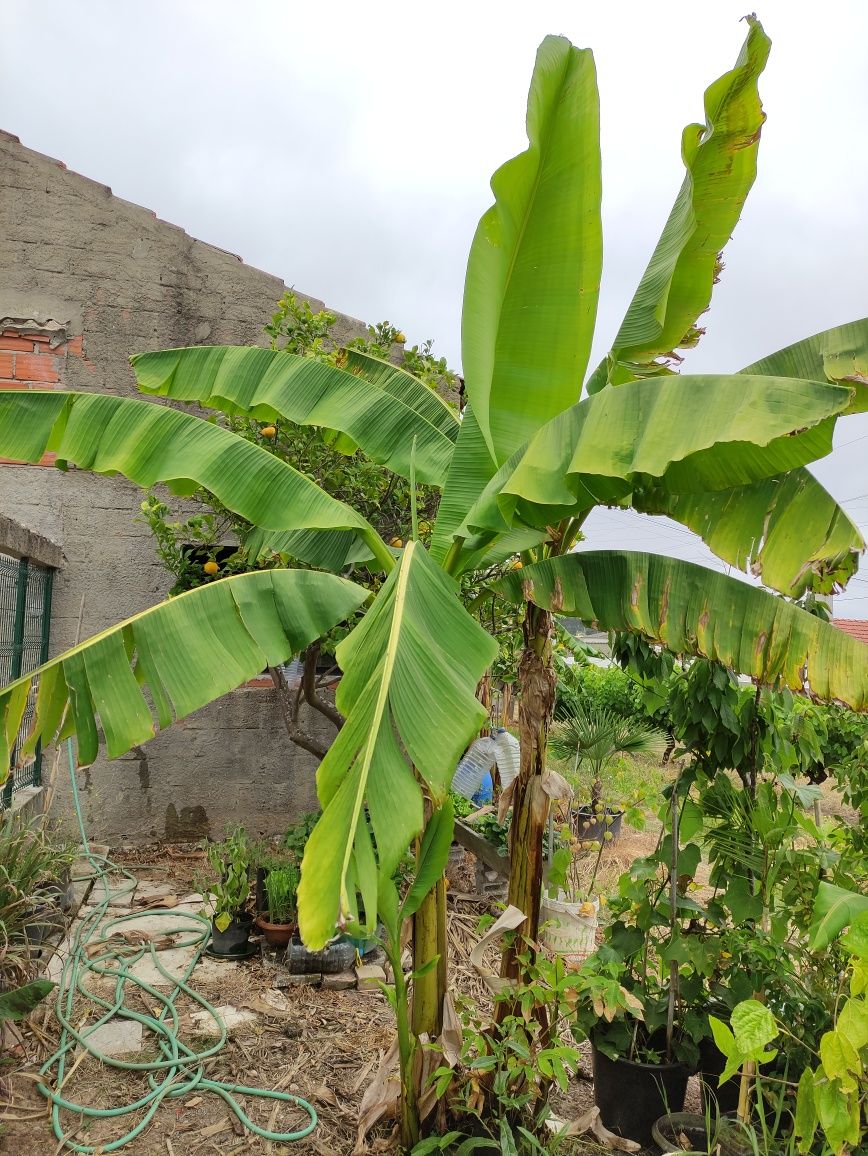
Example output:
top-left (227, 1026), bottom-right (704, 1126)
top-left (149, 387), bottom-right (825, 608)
top-left (833, 619), bottom-right (868, 645)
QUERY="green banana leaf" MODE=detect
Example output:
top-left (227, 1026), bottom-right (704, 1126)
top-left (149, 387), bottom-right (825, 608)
top-left (493, 551), bottom-right (868, 710)
top-left (131, 345), bottom-right (458, 486)
top-left (341, 349), bottom-right (459, 439)
top-left (0, 390), bottom-right (392, 570)
top-left (0, 980), bottom-right (55, 1023)
top-left (461, 374), bottom-right (858, 537)
top-left (296, 541), bottom-right (497, 948)
top-left (587, 17), bottom-right (770, 392)
top-left (808, 882), bottom-right (868, 951)
top-left (740, 317), bottom-right (868, 386)
top-left (462, 35), bottom-right (602, 463)
top-left (635, 471), bottom-right (864, 598)
top-left (631, 317), bottom-right (868, 595)
top-left (430, 405), bottom-right (499, 565)
top-left (0, 570), bottom-right (367, 782)
top-left (244, 526), bottom-right (375, 573)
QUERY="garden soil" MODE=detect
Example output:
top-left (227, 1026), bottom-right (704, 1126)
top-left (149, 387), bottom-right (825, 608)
top-left (0, 822), bottom-right (735, 1155)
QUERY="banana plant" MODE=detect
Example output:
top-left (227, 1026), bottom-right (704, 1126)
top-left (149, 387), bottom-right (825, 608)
top-left (1, 20), bottom-right (867, 1147)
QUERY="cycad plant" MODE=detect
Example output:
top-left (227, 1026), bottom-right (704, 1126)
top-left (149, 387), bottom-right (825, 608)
top-left (1, 20), bottom-right (867, 1147)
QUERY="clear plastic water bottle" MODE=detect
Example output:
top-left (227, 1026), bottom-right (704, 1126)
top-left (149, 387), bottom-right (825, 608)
top-left (451, 736), bottom-right (497, 801)
top-left (493, 728), bottom-right (520, 790)
top-left (281, 656), bottom-right (304, 690)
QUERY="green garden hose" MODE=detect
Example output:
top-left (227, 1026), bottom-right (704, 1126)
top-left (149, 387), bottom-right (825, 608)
top-left (36, 741), bottom-right (317, 1152)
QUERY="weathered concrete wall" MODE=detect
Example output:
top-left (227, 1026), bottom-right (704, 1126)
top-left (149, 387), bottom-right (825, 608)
top-left (0, 130), bottom-right (358, 843)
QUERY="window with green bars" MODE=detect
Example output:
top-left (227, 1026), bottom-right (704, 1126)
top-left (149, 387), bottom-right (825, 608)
top-left (0, 554), bottom-right (53, 806)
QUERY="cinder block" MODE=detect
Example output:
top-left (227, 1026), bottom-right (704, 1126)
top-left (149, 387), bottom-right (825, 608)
top-left (322, 970), bottom-right (357, 991)
top-left (355, 964), bottom-right (387, 992)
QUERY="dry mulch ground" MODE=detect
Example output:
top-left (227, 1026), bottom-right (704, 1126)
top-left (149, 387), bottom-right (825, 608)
top-left (7, 791), bottom-right (832, 1156)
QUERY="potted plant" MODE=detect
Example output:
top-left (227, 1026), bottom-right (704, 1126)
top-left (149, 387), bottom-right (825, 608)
top-left (539, 825), bottom-right (604, 963)
top-left (255, 863), bottom-right (300, 948)
top-left (572, 806), bottom-right (713, 1147)
top-left (201, 826), bottom-right (253, 957)
top-left (549, 702), bottom-right (663, 843)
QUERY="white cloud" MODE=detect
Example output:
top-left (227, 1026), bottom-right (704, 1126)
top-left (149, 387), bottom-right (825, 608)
top-left (3, 0), bottom-right (866, 610)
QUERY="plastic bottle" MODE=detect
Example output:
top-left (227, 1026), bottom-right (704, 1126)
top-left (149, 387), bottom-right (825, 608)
top-left (281, 656), bottom-right (304, 690)
top-left (451, 735), bottom-right (497, 801)
top-left (493, 727), bottom-right (520, 790)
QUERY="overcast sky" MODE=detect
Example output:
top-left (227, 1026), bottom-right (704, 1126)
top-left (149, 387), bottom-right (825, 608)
top-left (3, 0), bottom-right (867, 612)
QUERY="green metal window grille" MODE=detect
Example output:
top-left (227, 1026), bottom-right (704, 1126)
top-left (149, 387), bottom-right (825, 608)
top-left (0, 553), bottom-right (53, 806)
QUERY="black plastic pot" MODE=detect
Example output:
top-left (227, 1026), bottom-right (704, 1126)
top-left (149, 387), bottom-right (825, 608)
top-left (24, 902), bottom-right (65, 945)
top-left (285, 933), bottom-right (356, 975)
top-left (576, 806), bottom-right (623, 844)
top-left (592, 1041), bottom-right (690, 1148)
top-left (653, 1111), bottom-right (750, 1156)
top-left (698, 1032), bottom-right (741, 1115)
top-left (209, 913), bottom-right (253, 957)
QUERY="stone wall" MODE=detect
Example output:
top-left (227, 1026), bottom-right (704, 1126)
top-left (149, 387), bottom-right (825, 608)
top-left (0, 130), bottom-right (363, 844)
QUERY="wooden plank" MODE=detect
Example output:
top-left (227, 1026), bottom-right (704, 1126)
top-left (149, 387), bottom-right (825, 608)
top-left (453, 820), bottom-right (510, 877)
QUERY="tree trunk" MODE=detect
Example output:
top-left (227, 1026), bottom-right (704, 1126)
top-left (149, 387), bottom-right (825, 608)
top-left (498, 603), bottom-right (556, 996)
top-left (411, 877), bottom-right (446, 1039)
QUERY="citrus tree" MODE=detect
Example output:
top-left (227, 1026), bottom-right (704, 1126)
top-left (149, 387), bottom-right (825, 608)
top-left (1, 20), bottom-right (867, 1147)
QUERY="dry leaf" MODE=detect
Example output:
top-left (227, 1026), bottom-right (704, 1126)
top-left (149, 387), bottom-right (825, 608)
top-left (261, 989), bottom-right (290, 1012)
top-left (469, 905), bottom-right (526, 994)
top-left (497, 778), bottom-right (516, 823)
top-left (354, 1041), bottom-right (399, 1154)
top-left (541, 767), bottom-right (572, 801)
top-left (313, 1084), bottom-right (339, 1107)
top-left (349, 1056), bottom-right (375, 1097)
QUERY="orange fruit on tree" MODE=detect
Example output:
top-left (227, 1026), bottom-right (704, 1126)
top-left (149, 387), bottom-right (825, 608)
top-left (260, 425), bottom-right (277, 439)
top-left (203, 560), bottom-right (219, 575)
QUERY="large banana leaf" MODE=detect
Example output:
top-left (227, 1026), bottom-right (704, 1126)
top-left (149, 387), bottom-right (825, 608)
top-left (131, 346), bottom-right (458, 486)
top-left (635, 472), bottom-right (864, 598)
top-left (296, 541), bottom-right (498, 948)
top-left (0, 570), bottom-right (367, 781)
top-left (462, 35), bottom-right (602, 463)
top-left (429, 404), bottom-right (498, 565)
top-left (627, 319), bottom-right (868, 595)
top-left (245, 526), bottom-right (375, 572)
top-left (494, 551), bottom-right (868, 710)
top-left (587, 17), bottom-right (770, 393)
top-left (740, 317), bottom-right (868, 385)
top-left (460, 374), bottom-right (858, 537)
top-left (341, 349), bottom-right (459, 440)
top-left (0, 390), bottom-right (392, 570)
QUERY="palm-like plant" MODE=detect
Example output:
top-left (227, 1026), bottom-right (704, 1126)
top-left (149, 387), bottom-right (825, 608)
top-left (1, 21), bottom-right (867, 1146)
top-left (549, 702), bottom-right (664, 806)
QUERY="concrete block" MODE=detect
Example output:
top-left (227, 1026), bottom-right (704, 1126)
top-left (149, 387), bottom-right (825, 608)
top-left (126, 946), bottom-right (198, 987)
top-left (79, 1018), bottom-right (143, 1057)
top-left (190, 1004), bottom-right (257, 1037)
top-left (355, 964), bottom-right (386, 992)
top-left (322, 969), bottom-right (357, 991)
top-left (274, 971), bottom-right (321, 988)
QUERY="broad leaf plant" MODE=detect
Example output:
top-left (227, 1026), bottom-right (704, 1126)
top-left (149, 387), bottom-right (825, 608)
top-left (1, 20), bottom-right (867, 1146)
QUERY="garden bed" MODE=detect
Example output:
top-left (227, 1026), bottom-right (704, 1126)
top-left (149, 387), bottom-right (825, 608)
top-left (0, 833), bottom-right (665, 1155)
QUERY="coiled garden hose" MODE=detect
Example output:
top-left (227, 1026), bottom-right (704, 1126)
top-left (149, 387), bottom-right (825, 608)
top-left (35, 741), bottom-right (317, 1152)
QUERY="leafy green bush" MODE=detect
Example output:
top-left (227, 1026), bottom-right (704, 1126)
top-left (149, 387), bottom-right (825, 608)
top-left (556, 663), bottom-right (642, 722)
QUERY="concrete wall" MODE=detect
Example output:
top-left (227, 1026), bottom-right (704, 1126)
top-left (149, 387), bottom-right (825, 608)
top-left (0, 130), bottom-right (363, 844)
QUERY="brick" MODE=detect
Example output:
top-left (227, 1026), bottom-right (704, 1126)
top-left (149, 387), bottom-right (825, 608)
top-left (355, 964), bottom-right (386, 992)
top-left (0, 354), bottom-right (13, 378)
top-left (0, 379), bottom-right (28, 389)
top-left (13, 353), bottom-right (59, 382)
top-left (0, 336), bottom-right (35, 352)
top-left (53, 335), bottom-right (84, 357)
top-left (30, 333), bottom-right (52, 345)
top-left (0, 453), bottom-right (57, 466)
top-left (322, 969), bottom-right (357, 991)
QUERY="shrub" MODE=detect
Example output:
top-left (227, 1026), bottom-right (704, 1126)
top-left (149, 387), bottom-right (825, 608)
top-left (556, 663), bottom-right (642, 722)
